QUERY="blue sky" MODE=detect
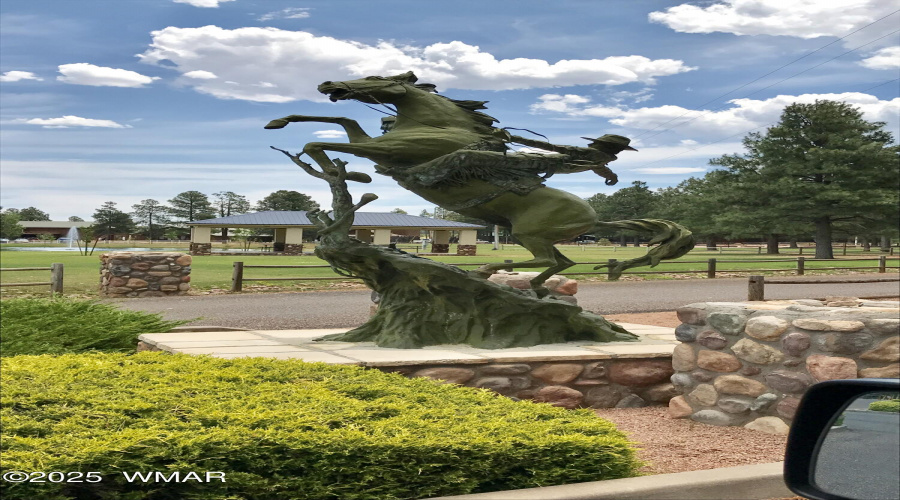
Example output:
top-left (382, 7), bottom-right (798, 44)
top-left (1, 0), bottom-right (898, 221)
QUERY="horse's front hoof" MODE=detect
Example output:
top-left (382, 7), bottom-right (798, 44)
top-left (530, 286), bottom-right (551, 298)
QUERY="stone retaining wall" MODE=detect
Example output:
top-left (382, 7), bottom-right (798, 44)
top-left (190, 243), bottom-right (211, 256)
top-left (100, 252), bottom-right (191, 297)
top-left (456, 244), bottom-right (477, 256)
top-left (378, 357), bottom-right (677, 409)
top-left (668, 298), bottom-right (900, 434)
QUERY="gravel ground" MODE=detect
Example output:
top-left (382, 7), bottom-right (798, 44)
top-left (593, 407), bottom-right (788, 475)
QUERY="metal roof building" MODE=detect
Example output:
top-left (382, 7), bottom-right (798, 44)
top-left (186, 211), bottom-right (484, 256)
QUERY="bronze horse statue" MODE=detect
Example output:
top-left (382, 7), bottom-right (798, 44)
top-left (266, 71), bottom-right (693, 289)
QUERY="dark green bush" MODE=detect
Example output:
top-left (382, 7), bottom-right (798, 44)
top-left (1, 353), bottom-right (642, 500)
top-left (0, 297), bottom-right (185, 356)
top-left (868, 399), bottom-right (900, 413)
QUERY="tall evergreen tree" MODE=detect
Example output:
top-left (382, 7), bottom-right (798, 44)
top-left (17, 207), bottom-right (51, 221)
top-left (710, 100), bottom-right (899, 258)
top-left (0, 208), bottom-right (25, 239)
top-left (131, 199), bottom-right (170, 241)
top-left (168, 191), bottom-right (215, 222)
top-left (588, 181), bottom-right (655, 246)
top-left (212, 191), bottom-right (250, 239)
top-left (92, 202), bottom-right (134, 239)
top-left (255, 190), bottom-right (319, 212)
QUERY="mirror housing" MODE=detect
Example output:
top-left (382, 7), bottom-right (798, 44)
top-left (784, 378), bottom-right (900, 500)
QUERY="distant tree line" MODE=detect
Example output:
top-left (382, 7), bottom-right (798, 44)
top-left (586, 100), bottom-right (899, 259)
top-left (1, 190), bottom-right (320, 242)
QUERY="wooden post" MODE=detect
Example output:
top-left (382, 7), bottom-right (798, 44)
top-left (707, 258), bottom-right (717, 279)
top-left (231, 261), bottom-right (244, 292)
top-left (799, 247), bottom-right (803, 255)
top-left (607, 259), bottom-right (617, 281)
top-left (797, 256), bottom-right (805, 276)
top-left (842, 241), bottom-right (847, 256)
top-left (50, 263), bottom-right (63, 295)
top-left (748, 275), bottom-right (765, 301)
top-left (879, 255), bottom-right (886, 273)
top-left (757, 246), bottom-right (761, 255)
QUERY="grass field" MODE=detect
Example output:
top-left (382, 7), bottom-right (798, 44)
top-left (1, 242), bottom-right (897, 297)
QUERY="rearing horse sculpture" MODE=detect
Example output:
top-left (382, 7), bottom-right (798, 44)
top-left (266, 71), bottom-right (693, 289)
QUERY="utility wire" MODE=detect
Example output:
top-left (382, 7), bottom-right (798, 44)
top-left (631, 9), bottom-right (900, 140)
top-left (626, 77), bottom-right (900, 170)
top-left (635, 28), bottom-right (900, 143)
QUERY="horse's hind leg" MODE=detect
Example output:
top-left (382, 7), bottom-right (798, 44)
top-left (528, 247), bottom-right (575, 289)
top-left (476, 235), bottom-right (561, 293)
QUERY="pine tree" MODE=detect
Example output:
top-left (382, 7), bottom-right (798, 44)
top-left (710, 100), bottom-right (899, 258)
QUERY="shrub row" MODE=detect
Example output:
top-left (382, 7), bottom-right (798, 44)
top-left (0, 298), bottom-right (185, 356)
top-left (868, 399), bottom-right (900, 413)
top-left (1, 353), bottom-right (642, 500)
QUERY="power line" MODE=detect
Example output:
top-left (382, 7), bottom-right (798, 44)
top-left (634, 28), bottom-right (900, 143)
top-left (631, 9), bottom-right (900, 140)
top-left (626, 77), bottom-right (900, 171)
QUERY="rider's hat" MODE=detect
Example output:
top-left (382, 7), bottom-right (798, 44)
top-left (581, 134), bottom-right (638, 151)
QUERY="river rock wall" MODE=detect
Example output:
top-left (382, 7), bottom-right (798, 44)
top-left (668, 298), bottom-right (900, 434)
top-left (100, 252), bottom-right (192, 297)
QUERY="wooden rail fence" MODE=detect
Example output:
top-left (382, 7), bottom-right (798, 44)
top-left (747, 275), bottom-right (900, 301)
top-left (0, 263), bottom-right (64, 294)
top-left (231, 256), bottom-right (898, 291)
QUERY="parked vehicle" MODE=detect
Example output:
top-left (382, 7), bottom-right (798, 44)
top-left (785, 378), bottom-right (900, 500)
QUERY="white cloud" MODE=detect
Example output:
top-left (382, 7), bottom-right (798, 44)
top-left (258, 8), bottom-right (311, 22)
top-left (23, 116), bottom-right (131, 128)
top-left (859, 46), bottom-right (900, 69)
top-left (57, 63), bottom-right (160, 88)
top-left (312, 129), bottom-right (347, 139)
top-left (533, 92), bottom-right (900, 138)
top-left (649, 0), bottom-right (895, 39)
top-left (172, 0), bottom-right (234, 7)
top-left (138, 26), bottom-right (695, 102)
top-left (183, 70), bottom-right (218, 79)
top-left (0, 71), bottom-right (43, 82)
top-left (679, 139), bottom-right (699, 146)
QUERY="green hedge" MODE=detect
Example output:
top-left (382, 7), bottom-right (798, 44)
top-left (1, 353), bottom-right (642, 500)
top-left (0, 298), bottom-right (186, 356)
top-left (868, 399), bottom-right (900, 413)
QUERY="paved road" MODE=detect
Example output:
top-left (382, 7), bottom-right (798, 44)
top-left (108, 275), bottom-right (899, 330)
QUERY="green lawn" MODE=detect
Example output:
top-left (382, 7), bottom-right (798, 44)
top-left (1, 243), bottom-right (896, 297)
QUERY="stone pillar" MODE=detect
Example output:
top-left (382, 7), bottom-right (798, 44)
top-left (457, 229), bottom-right (478, 256)
top-left (668, 299), bottom-right (900, 433)
top-left (190, 226), bottom-right (212, 255)
top-left (284, 227), bottom-right (304, 255)
top-left (273, 228), bottom-right (286, 252)
top-left (373, 228), bottom-right (392, 246)
top-left (100, 252), bottom-right (191, 298)
top-left (431, 230), bottom-right (450, 253)
top-left (355, 229), bottom-right (373, 243)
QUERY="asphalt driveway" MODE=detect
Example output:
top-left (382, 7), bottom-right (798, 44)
top-left (108, 275), bottom-right (899, 330)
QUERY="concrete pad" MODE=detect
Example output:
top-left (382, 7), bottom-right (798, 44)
top-left (210, 351), bottom-right (360, 363)
top-left (333, 349), bottom-right (489, 366)
top-left (432, 461), bottom-right (791, 500)
top-left (140, 331), bottom-right (265, 343)
top-left (155, 339), bottom-right (285, 349)
top-left (174, 345), bottom-right (310, 355)
top-left (253, 329), bottom-right (349, 339)
top-left (484, 348), bottom-right (614, 362)
top-left (583, 344), bottom-right (677, 358)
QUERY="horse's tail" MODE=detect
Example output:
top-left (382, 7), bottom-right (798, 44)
top-left (592, 219), bottom-right (694, 280)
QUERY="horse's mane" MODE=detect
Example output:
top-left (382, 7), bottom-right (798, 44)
top-left (412, 83), bottom-right (499, 128)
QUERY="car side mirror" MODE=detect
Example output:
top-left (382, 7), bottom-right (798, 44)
top-left (784, 378), bottom-right (900, 500)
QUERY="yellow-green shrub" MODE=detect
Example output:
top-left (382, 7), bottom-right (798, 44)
top-left (868, 399), bottom-right (900, 413)
top-left (1, 353), bottom-right (641, 500)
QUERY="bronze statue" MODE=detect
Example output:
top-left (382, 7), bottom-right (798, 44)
top-left (266, 71), bottom-right (693, 348)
